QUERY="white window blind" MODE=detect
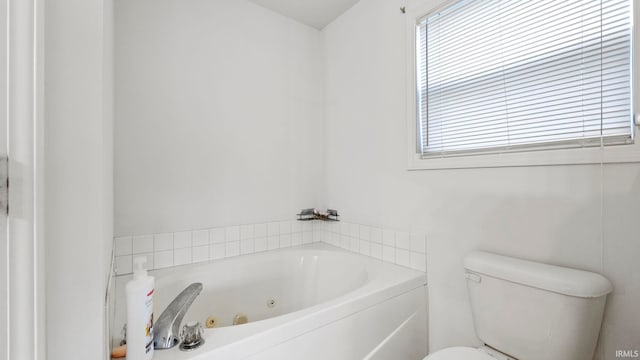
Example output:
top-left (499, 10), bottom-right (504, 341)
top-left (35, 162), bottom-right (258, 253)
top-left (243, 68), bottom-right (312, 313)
top-left (416, 0), bottom-right (634, 157)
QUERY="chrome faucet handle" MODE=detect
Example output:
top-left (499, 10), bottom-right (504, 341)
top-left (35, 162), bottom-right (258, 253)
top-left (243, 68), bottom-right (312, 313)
top-left (153, 282), bottom-right (203, 350)
top-left (179, 321), bottom-right (205, 351)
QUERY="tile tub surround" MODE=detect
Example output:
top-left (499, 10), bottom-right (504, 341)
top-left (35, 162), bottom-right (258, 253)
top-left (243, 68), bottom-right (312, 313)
top-left (113, 220), bottom-right (427, 275)
top-left (114, 220), bottom-right (317, 275)
top-left (321, 221), bottom-right (427, 272)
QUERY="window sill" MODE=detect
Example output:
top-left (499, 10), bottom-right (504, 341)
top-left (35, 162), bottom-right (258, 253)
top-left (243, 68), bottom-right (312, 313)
top-left (407, 142), bottom-right (640, 170)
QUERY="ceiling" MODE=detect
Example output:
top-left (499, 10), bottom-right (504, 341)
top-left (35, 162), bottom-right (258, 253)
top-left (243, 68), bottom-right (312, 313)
top-left (249, 0), bottom-right (361, 29)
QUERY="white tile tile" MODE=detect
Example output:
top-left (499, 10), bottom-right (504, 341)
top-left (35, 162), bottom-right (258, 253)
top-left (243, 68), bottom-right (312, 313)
top-left (210, 243), bottom-right (225, 260)
top-left (174, 247), bottom-right (192, 266)
top-left (279, 221), bottom-right (292, 234)
top-left (154, 250), bottom-right (174, 269)
top-left (410, 234), bottom-right (426, 253)
top-left (302, 231), bottom-right (313, 244)
top-left (302, 221), bottom-right (313, 232)
top-left (254, 237), bottom-right (267, 252)
top-left (154, 233), bottom-right (173, 251)
top-left (324, 231), bottom-right (335, 244)
top-left (359, 240), bottom-right (371, 256)
top-left (291, 220), bottom-right (302, 233)
top-left (267, 222), bottom-right (280, 236)
top-left (340, 235), bottom-right (349, 249)
top-left (225, 241), bottom-right (240, 257)
top-left (209, 228), bottom-right (226, 244)
top-left (326, 221), bottom-right (340, 234)
top-left (411, 252), bottom-right (426, 272)
top-left (225, 226), bottom-right (240, 242)
top-left (192, 246), bottom-right (209, 263)
top-left (313, 221), bottom-right (324, 231)
top-left (313, 230), bottom-right (323, 243)
top-left (115, 236), bottom-right (132, 256)
top-left (383, 246), bottom-right (395, 263)
top-left (115, 255), bottom-right (132, 275)
top-left (240, 239), bottom-right (254, 254)
top-left (329, 233), bottom-right (340, 247)
top-left (396, 249), bottom-right (411, 267)
top-left (267, 236), bottom-right (279, 250)
top-left (135, 253), bottom-right (154, 270)
top-left (370, 228), bottom-right (382, 244)
top-left (240, 224), bottom-right (254, 240)
top-left (174, 231), bottom-right (192, 249)
top-left (371, 243), bottom-right (383, 259)
top-left (192, 230), bottom-right (209, 247)
top-left (323, 233), bottom-right (331, 244)
top-left (382, 230), bottom-right (395, 247)
top-left (395, 232), bottom-right (411, 250)
top-left (132, 235), bottom-right (154, 254)
top-left (254, 223), bottom-right (267, 238)
top-left (359, 225), bottom-right (371, 240)
top-left (280, 234), bottom-right (292, 248)
top-left (291, 233), bottom-right (302, 247)
top-left (349, 223), bottom-right (360, 238)
top-left (340, 222), bottom-right (350, 235)
top-left (349, 238), bottom-right (360, 252)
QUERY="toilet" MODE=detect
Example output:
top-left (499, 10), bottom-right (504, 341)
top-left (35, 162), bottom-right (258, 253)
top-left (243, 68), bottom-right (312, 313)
top-left (425, 251), bottom-right (612, 360)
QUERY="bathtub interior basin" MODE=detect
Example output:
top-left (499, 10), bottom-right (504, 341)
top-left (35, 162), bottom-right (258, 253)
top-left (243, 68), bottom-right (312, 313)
top-left (154, 246), bottom-right (368, 327)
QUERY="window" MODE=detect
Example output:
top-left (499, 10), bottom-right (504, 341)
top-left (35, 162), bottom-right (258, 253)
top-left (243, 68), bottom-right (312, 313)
top-left (413, 0), bottom-right (634, 162)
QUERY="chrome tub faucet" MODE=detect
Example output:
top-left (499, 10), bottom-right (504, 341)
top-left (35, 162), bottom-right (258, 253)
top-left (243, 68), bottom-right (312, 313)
top-left (153, 282), bottom-right (203, 350)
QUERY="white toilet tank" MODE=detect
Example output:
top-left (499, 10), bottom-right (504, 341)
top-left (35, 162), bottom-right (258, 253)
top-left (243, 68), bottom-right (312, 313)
top-left (464, 251), bottom-right (612, 360)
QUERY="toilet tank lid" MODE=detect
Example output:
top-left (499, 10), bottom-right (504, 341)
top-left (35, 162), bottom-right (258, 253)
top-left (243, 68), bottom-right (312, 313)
top-left (464, 251), bottom-right (612, 298)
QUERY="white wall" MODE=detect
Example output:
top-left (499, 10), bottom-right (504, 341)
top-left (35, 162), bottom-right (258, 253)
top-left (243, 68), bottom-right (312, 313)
top-left (45, 0), bottom-right (114, 359)
top-left (322, 0), bottom-right (640, 359)
top-left (114, 0), bottom-right (325, 236)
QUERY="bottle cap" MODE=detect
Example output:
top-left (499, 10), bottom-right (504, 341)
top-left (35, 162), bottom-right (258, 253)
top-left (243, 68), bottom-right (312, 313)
top-left (133, 256), bottom-right (148, 279)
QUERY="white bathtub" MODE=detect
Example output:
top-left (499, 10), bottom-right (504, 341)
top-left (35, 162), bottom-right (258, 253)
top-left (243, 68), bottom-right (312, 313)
top-left (112, 243), bottom-right (428, 359)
